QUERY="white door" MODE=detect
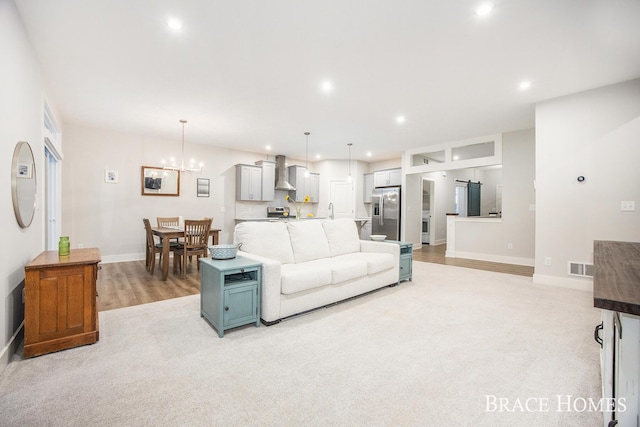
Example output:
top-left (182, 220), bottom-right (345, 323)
top-left (330, 180), bottom-right (353, 218)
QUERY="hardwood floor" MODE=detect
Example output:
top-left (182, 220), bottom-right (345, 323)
top-left (97, 257), bottom-right (200, 312)
top-left (414, 244), bottom-right (534, 277)
top-left (98, 246), bottom-right (533, 312)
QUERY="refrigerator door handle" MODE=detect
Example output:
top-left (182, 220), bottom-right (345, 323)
top-left (379, 194), bottom-right (384, 226)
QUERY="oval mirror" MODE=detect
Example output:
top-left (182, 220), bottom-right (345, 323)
top-left (11, 141), bottom-right (37, 228)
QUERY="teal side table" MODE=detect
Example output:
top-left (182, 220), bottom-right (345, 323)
top-left (200, 255), bottom-right (261, 337)
top-left (385, 240), bottom-right (413, 282)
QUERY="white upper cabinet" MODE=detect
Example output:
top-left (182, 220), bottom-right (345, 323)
top-left (256, 160), bottom-right (275, 201)
top-left (235, 164), bottom-right (262, 201)
top-left (373, 168), bottom-right (401, 187)
top-left (288, 165), bottom-right (320, 203)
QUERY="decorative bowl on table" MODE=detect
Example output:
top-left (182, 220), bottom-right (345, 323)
top-left (370, 235), bottom-right (387, 241)
top-left (209, 243), bottom-right (242, 260)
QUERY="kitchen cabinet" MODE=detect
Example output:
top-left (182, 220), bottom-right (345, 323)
top-left (236, 164), bottom-right (262, 201)
top-left (593, 240), bottom-right (640, 427)
top-left (24, 248), bottom-right (101, 358)
top-left (255, 160), bottom-right (275, 201)
top-left (307, 172), bottom-right (320, 203)
top-left (597, 311), bottom-right (640, 427)
top-left (288, 165), bottom-right (320, 203)
top-left (200, 256), bottom-right (261, 337)
top-left (373, 168), bottom-right (401, 187)
top-left (363, 173), bottom-right (374, 203)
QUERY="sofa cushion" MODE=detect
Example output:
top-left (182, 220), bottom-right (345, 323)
top-left (327, 258), bottom-right (368, 284)
top-left (322, 219), bottom-right (361, 257)
top-left (234, 222), bottom-right (295, 264)
top-left (281, 263), bottom-right (332, 295)
top-left (287, 221), bottom-right (331, 263)
top-left (340, 252), bottom-right (395, 275)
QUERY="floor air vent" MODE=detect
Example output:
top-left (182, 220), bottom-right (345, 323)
top-left (568, 262), bottom-right (594, 278)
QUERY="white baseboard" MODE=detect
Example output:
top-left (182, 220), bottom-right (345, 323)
top-left (433, 239), bottom-right (447, 246)
top-left (533, 273), bottom-right (593, 292)
top-left (101, 252), bottom-right (145, 264)
top-left (447, 250), bottom-right (534, 267)
top-left (1, 321), bottom-right (24, 375)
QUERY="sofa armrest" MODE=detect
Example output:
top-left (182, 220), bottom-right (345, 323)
top-left (236, 251), bottom-right (283, 322)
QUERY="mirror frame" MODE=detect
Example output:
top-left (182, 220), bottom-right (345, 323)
top-left (11, 141), bottom-right (37, 228)
top-left (141, 166), bottom-right (180, 196)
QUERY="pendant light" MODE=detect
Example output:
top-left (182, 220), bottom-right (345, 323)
top-left (304, 132), bottom-right (310, 178)
top-left (162, 119), bottom-right (203, 173)
top-left (347, 143), bottom-right (353, 183)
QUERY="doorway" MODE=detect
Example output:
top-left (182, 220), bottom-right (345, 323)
top-left (421, 179), bottom-right (435, 245)
top-left (43, 102), bottom-right (62, 251)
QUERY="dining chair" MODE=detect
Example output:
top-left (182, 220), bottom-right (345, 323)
top-left (157, 216), bottom-right (181, 244)
top-left (178, 218), bottom-right (212, 278)
top-left (157, 217), bottom-right (179, 228)
top-left (143, 218), bottom-right (181, 276)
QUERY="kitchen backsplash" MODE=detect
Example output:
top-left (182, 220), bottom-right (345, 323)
top-left (235, 190), bottom-right (318, 219)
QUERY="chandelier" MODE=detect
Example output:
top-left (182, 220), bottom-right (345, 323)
top-left (162, 119), bottom-right (203, 173)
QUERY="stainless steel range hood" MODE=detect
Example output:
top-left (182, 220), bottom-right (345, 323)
top-left (275, 155), bottom-right (296, 191)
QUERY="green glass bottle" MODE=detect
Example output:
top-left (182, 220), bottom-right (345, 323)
top-left (58, 236), bottom-right (70, 256)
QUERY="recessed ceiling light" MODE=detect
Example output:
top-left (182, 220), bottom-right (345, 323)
top-left (315, 154), bottom-right (321, 159)
top-left (396, 115), bottom-right (406, 124)
top-left (265, 145), bottom-right (272, 151)
top-left (366, 152), bottom-right (372, 157)
top-left (321, 81), bottom-right (333, 93)
top-left (519, 80), bottom-right (532, 90)
top-left (166, 17), bottom-right (183, 31)
top-left (476, 3), bottom-right (493, 16)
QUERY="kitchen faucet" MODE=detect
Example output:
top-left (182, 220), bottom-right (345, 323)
top-left (328, 203), bottom-right (334, 220)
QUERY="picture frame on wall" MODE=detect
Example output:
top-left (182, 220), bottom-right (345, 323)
top-left (141, 166), bottom-right (180, 196)
top-left (105, 169), bottom-right (118, 183)
top-left (17, 163), bottom-right (32, 178)
top-left (197, 178), bottom-right (210, 197)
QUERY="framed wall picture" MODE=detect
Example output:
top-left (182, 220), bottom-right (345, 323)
top-left (17, 163), bottom-right (33, 179)
top-left (105, 169), bottom-right (118, 183)
top-left (197, 178), bottom-right (210, 197)
top-left (141, 166), bottom-right (180, 196)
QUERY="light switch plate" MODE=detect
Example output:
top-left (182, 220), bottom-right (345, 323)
top-left (621, 201), bottom-right (636, 212)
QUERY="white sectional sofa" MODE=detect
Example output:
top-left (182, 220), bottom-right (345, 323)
top-left (233, 218), bottom-right (400, 324)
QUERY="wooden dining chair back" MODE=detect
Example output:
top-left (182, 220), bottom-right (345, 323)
top-left (157, 217), bottom-right (179, 228)
top-left (157, 216), bottom-right (181, 243)
top-left (143, 218), bottom-right (180, 276)
top-left (179, 218), bottom-right (212, 278)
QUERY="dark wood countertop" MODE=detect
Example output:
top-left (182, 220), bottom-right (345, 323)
top-left (593, 240), bottom-right (640, 315)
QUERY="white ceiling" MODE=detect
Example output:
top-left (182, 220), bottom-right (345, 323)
top-left (14, 0), bottom-right (640, 162)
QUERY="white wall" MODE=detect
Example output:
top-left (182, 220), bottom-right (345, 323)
top-left (534, 79), bottom-right (640, 289)
top-left (62, 124), bottom-right (317, 261)
top-left (450, 129), bottom-right (535, 264)
top-left (0, 1), bottom-right (52, 371)
top-left (404, 129), bottom-right (535, 262)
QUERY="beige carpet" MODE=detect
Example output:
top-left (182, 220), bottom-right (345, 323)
top-left (0, 261), bottom-right (601, 426)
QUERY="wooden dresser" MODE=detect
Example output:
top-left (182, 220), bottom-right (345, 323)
top-left (24, 248), bottom-right (101, 358)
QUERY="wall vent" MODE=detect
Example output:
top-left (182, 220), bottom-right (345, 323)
top-left (568, 262), bottom-right (594, 278)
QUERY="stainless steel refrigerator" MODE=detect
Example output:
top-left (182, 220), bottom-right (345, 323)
top-left (371, 187), bottom-right (401, 240)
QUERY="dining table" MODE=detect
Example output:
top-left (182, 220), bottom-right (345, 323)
top-left (151, 226), bottom-right (221, 280)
